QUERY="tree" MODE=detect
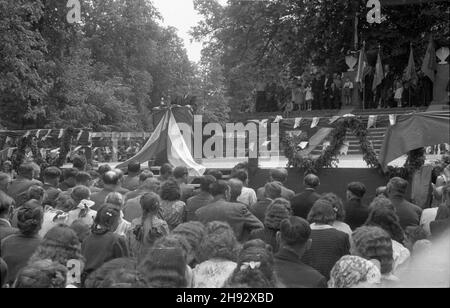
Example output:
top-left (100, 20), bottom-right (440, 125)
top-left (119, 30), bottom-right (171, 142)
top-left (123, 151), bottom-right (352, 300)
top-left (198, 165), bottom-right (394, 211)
top-left (0, 0), bottom-right (50, 129)
top-left (193, 0), bottom-right (449, 109)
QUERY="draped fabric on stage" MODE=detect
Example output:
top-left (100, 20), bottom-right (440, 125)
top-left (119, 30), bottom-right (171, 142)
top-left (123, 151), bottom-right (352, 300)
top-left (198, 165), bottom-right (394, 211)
top-left (117, 106), bottom-right (205, 176)
top-left (378, 111), bottom-right (450, 170)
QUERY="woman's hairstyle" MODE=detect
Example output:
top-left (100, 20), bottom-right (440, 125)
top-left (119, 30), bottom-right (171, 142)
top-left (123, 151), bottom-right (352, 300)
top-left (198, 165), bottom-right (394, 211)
top-left (91, 203), bottom-right (120, 235)
top-left (172, 221), bottom-right (206, 265)
top-left (55, 193), bottom-right (76, 212)
top-left (13, 259), bottom-right (67, 288)
top-left (70, 219), bottom-right (91, 243)
top-left (138, 247), bottom-right (187, 288)
top-left (321, 193), bottom-right (345, 221)
top-left (365, 204), bottom-right (405, 243)
top-left (29, 224), bottom-right (84, 266)
top-left (197, 221), bottom-right (240, 263)
top-left (140, 192), bottom-right (161, 217)
top-left (160, 179), bottom-right (181, 201)
top-left (227, 239), bottom-right (275, 288)
top-left (264, 199), bottom-right (291, 230)
top-left (27, 185), bottom-right (46, 202)
top-left (84, 258), bottom-right (137, 288)
top-left (153, 235), bottom-right (192, 263)
top-left (17, 200), bottom-right (43, 236)
top-left (369, 195), bottom-right (395, 212)
top-left (105, 192), bottom-right (125, 208)
top-left (352, 226), bottom-right (393, 275)
top-left (307, 199), bottom-right (336, 225)
top-left (71, 186), bottom-right (91, 203)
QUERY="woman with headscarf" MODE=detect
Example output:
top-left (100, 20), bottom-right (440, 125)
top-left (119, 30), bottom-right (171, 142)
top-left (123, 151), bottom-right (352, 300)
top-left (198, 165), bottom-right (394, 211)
top-left (328, 255), bottom-right (381, 288)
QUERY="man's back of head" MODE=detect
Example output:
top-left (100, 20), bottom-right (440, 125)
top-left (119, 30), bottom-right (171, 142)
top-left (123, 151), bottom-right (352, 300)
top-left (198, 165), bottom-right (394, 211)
top-left (43, 167), bottom-right (61, 184)
top-left (140, 178), bottom-right (161, 193)
top-left (18, 163), bottom-right (35, 180)
top-left (387, 177), bottom-right (408, 198)
top-left (270, 168), bottom-right (288, 184)
top-left (199, 175), bottom-right (216, 193)
top-left (139, 170), bottom-right (154, 183)
top-left (264, 182), bottom-right (282, 199)
top-left (347, 182), bottom-right (367, 199)
top-left (103, 171), bottom-right (120, 187)
top-left (279, 216), bottom-right (311, 249)
top-left (72, 155), bottom-right (86, 171)
top-left (75, 171), bottom-right (92, 186)
top-left (127, 162), bottom-right (141, 175)
top-left (206, 169), bottom-right (223, 181)
top-left (304, 174), bottom-right (320, 189)
top-left (173, 166), bottom-right (188, 181)
top-left (160, 163), bottom-right (173, 178)
top-left (228, 178), bottom-right (243, 202)
top-left (210, 180), bottom-right (230, 199)
top-left (231, 169), bottom-right (248, 185)
top-left (98, 164), bottom-right (112, 176)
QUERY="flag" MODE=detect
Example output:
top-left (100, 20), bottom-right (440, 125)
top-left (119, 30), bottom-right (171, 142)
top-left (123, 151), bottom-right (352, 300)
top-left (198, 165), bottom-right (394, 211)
top-left (389, 114), bottom-right (396, 126)
top-left (311, 117), bottom-right (320, 128)
top-left (329, 116), bottom-right (340, 124)
top-left (294, 117), bottom-right (302, 129)
top-left (274, 115), bottom-right (283, 123)
top-left (404, 44), bottom-right (418, 86)
top-left (421, 36), bottom-right (437, 82)
top-left (372, 49), bottom-right (384, 91)
top-left (367, 115), bottom-right (377, 129)
top-left (356, 42), bottom-right (369, 83)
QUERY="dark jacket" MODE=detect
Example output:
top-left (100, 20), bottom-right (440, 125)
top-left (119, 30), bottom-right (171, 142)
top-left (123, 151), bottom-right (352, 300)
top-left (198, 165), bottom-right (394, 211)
top-left (249, 227), bottom-right (279, 253)
top-left (274, 247), bottom-right (327, 288)
top-left (251, 198), bottom-right (273, 222)
top-left (256, 184), bottom-right (295, 201)
top-left (180, 183), bottom-right (195, 203)
top-left (430, 218), bottom-right (450, 239)
top-left (1, 233), bottom-right (41, 284)
top-left (301, 227), bottom-right (350, 280)
top-left (91, 188), bottom-right (116, 211)
top-left (7, 178), bottom-right (43, 206)
top-left (345, 198), bottom-right (370, 230)
top-left (291, 189), bottom-right (321, 219)
top-left (390, 197), bottom-right (422, 229)
top-left (186, 192), bottom-right (213, 222)
top-left (195, 199), bottom-right (263, 242)
top-left (82, 232), bottom-right (129, 274)
top-left (122, 175), bottom-right (140, 191)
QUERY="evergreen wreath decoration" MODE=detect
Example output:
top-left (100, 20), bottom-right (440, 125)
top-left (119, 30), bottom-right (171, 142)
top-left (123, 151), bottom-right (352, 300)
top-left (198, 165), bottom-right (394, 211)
top-left (56, 127), bottom-right (75, 167)
top-left (283, 117), bottom-right (380, 174)
top-left (283, 116), bottom-right (425, 178)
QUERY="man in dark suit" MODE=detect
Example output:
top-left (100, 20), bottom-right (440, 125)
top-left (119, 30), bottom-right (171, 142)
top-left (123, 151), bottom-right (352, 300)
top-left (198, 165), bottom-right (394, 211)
top-left (0, 190), bottom-right (17, 241)
top-left (173, 166), bottom-right (194, 203)
top-left (91, 171), bottom-right (122, 211)
top-left (256, 168), bottom-right (294, 201)
top-left (345, 182), bottom-right (370, 231)
top-left (7, 163), bottom-right (42, 206)
top-left (274, 216), bottom-right (327, 288)
top-left (291, 174), bottom-right (321, 219)
top-left (42, 167), bottom-right (62, 207)
top-left (252, 182), bottom-right (282, 222)
top-left (387, 177), bottom-right (422, 229)
top-left (185, 175), bottom-right (215, 221)
top-left (195, 180), bottom-right (263, 242)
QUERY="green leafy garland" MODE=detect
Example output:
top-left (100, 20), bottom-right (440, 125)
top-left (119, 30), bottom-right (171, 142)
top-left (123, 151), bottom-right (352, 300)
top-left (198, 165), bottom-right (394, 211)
top-left (283, 117), bottom-right (380, 174)
top-left (56, 127), bottom-right (75, 167)
top-left (283, 115), bottom-right (425, 178)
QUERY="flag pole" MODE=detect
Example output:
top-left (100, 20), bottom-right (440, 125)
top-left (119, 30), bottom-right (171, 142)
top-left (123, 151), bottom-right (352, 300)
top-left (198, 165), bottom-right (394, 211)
top-left (409, 42), bottom-right (412, 107)
top-left (362, 41), bottom-right (366, 111)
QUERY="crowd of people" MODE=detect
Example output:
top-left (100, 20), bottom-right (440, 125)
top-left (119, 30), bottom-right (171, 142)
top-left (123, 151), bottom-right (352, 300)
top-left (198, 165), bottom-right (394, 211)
top-left (0, 158), bottom-right (449, 288)
top-left (253, 66), bottom-right (439, 114)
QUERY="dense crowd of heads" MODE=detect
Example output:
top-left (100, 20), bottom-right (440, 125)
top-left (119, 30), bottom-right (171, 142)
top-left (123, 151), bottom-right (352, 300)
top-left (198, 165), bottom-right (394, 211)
top-left (0, 159), bottom-right (449, 288)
